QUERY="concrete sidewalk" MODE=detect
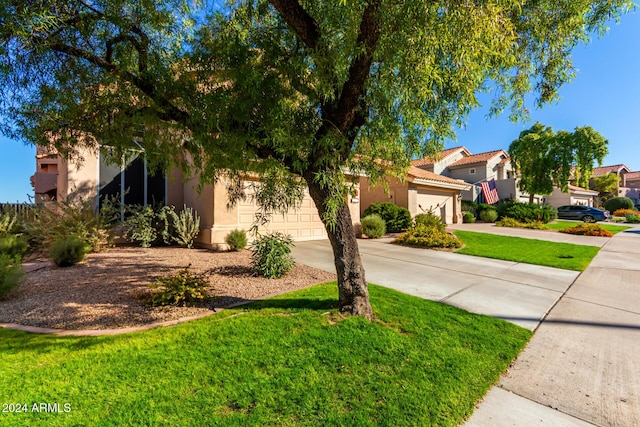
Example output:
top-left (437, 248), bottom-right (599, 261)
top-left (467, 225), bottom-right (640, 426)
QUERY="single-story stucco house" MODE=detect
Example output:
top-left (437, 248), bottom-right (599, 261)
top-left (359, 166), bottom-right (471, 224)
top-left (32, 145), bottom-right (360, 250)
top-left (543, 185), bottom-right (599, 208)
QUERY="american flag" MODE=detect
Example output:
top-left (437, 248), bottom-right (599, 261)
top-left (480, 179), bottom-right (500, 205)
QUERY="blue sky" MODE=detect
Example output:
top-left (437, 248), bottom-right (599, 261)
top-left (1, 11), bottom-right (639, 203)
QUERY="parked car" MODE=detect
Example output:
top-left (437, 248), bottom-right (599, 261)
top-left (556, 205), bottom-right (610, 223)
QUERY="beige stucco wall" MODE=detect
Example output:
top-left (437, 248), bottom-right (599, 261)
top-left (433, 150), bottom-right (466, 175)
top-left (166, 166), bottom-right (185, 209)
top-left (59, 147), bottom-right (100, 203)
top-left (359, 176), bottom-right (409, 215)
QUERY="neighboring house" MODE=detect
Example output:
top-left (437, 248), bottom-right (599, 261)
top-left (625, 172), bottom-right (640, 206)
top-left (411, 146), bottom-right (536, 203)
top-left (31, 145), bottom-right (361, 249)
top-left (588, 164), bottom-right (640, 206)
top-left (544, 185), bottom-right (599, 208)
top-left (359, 166), bottom-right (470, 224)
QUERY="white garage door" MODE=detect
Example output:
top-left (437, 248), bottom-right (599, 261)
top-left (415, 188), bottom-right (455, 224)
top-left (238, 186), bottom-right (327, 241)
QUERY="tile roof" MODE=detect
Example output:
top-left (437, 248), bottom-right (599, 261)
top-left (625, 171), bottom-right (640, 180)
top-left (411, 146), bottom-right (468, 167)
top-left (591, 164), bottom-right (631, 177)
top-left (567, 184), bottom-right (598, 195)
top-left (407, 166), bottom-right (470, 188)
top-left (448, 149), bottom-right (509, 168)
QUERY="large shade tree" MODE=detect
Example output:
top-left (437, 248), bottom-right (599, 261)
top-left (0, 0), bottom-right (631, 318)
top-left (509, 122), bottom-right (609, 203)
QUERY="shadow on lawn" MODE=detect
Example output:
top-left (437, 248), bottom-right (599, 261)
top-left (223, 296), bottom-right (338, 312)
top-left (0, 328), bottom-right (108, 352)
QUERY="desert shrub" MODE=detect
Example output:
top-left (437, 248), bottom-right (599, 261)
top-left (394, 225), bottom-right (462, 249)
top-left (501, 202), bottom-right (556, 224)
top-left (225, 229), bottom-right (248, 251)
top-left (49, 235), bottom-right (88, 267)
top-left (479, 209), bottom-right (498, 223)
top-left (626, 214), bottom-right (640, 224)
top-left (170, 206), bottom-right (200, 248)
top-left (21, 198), bottom-right (112, 253)
top-left (604, 197), bottom-right (634, 213)
top-left (362, 202), bottom-right (412, 233)
top-left (123, 206), bottom-right (157, 247)
top-left (124, 204), bottom-right (176, 247)
top-left (149, 266), bottom-right (210, 306)
top-left (251, 232), bottom-right (295, 279)
top-left (0, 211), bottom-right (18, 234)
top-left (496, 217), bottom-right (547, 229)
top-left (361, 214), bottom-right (386, 239)
top-left (559, 224), bottom-right (613, 237)
top-left (0, 234), bottom-right (29, 261)
top-left (613, 208), bottom-right (637, 217)
top-left (0, 254), bottom-right (26, 300)
top-left (462, 211), bottom-right (476, 223)
top-left (414, 212), bottom-right (445, 232)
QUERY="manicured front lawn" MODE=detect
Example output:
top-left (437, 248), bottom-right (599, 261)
top-left (454, 231), bottom-right (600, 271)
top-left (0, 283), bottom-right (530, 427)
top-left (545, 221), bottom-right (631, 234)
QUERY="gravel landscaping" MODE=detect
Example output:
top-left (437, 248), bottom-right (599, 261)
top-left (0, 246), bottom-right (335, 330)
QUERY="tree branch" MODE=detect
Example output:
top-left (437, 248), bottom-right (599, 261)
top-left (314, 0), bottom-right (382, 163)
top-left (329, 0), bottom-right (381, 134)
top-left (268, 0), bottom-right (320, 49)
top-left (41, 38), bottom-right (189, 124)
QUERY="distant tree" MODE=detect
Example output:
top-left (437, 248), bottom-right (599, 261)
top-left (591, 173), bottom-right (620, 202)
top-left (0, 0), bottom-right (631, 318)
top-left (509, 123), bottom-right (608, 203)
top-left (571, 126), bottom-right (609, 188)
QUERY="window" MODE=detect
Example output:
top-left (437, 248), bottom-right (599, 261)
top-left (98, 148), bottom-right (166, 217)
top-left (469, 168), bottom-right (476, 175)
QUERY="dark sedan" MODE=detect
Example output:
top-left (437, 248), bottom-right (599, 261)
top-left (556, 205), bottom-right (610, 222)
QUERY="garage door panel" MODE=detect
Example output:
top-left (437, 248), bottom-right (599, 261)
top-left (416, 190), bottom-right (453, 224)
top-left (238, 183), bottom-right (327, 241)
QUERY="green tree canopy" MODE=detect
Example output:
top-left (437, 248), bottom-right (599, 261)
top-left (591, 173), bottom-right (620, 201)
top-left (509, 123), bottom-right (608, 202)
top-left (0, 0), bottom-right (631, 317)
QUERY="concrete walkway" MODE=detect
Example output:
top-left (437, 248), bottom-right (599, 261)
top-left (466, 224), bottom-right (640, 427)
top-left (292, 223), bottom-right (640, 426)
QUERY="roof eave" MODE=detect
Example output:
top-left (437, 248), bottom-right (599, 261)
top-left (408, 176), bottom-right (471, 190)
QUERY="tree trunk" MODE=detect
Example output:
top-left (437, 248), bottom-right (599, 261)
top-left (529, 193), bottom-right (535, 204)
top-left (304, 175), bottom-right (373, 320)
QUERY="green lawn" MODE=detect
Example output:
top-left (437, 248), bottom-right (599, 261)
top-left (544, 221), bottom-right (631, 234)
top-left (0, 283), bottom-right (530, 427)
top-left (454, 231), bottom-right (600, 271)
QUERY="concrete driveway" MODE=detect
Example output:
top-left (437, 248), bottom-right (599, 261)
top-left (292, 237), bottom-right (579, 331)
